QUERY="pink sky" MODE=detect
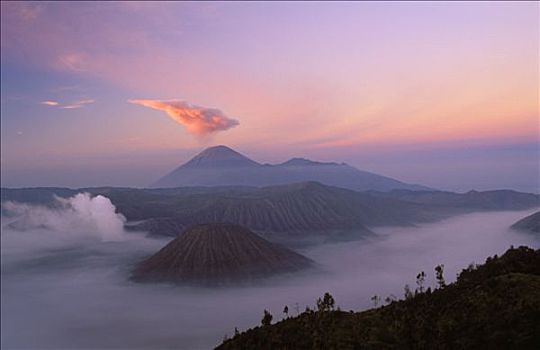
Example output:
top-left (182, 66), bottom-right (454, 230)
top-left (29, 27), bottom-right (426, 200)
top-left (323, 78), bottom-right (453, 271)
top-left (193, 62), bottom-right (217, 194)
top-left (1, 2), bottom-right (538, 191)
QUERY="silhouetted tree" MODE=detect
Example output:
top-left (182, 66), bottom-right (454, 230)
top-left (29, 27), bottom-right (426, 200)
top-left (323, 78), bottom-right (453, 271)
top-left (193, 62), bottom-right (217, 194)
top-left (371, 295), bottom-right (381, 307)
top-left (234, 327), bottom-right (239, 337)
top-left (283, 305), bottom-right (289, 318)
top-left (316, 292), bottom-right (335, 312)
top-left (404, 284), bottom-right (413, 299)
top-left (435, 264), bottom-right (446, 288)
top-left (385, 294), bottom-right (397, 305)
top-left (261, 309), bottom-right (273, 326)
top-left (416, 271), bottom-right (426, 294)
top-left (216, 246), bottom-right (540, 350)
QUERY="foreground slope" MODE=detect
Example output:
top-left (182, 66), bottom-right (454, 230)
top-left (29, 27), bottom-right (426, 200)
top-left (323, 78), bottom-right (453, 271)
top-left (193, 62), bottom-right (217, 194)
top-left (217, 246), bottom-right (540, 349)
top-left (152, 145), bottom-right (429, 191)
top-left (131, 224), bottom-right (313, 286)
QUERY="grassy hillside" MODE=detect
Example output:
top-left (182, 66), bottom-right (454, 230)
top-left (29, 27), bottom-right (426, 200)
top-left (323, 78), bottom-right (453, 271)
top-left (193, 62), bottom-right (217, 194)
top-left (217, 246), bottom-right (540, 349)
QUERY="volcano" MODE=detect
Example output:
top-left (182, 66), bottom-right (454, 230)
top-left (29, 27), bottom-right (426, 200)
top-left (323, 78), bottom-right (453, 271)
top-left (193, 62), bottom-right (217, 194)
top-left (131, 223), bottom-right (313, 285)
top-left (181, 145), bottom-right (259, 168)
top-left (152, 145), bottom-right (430, 191)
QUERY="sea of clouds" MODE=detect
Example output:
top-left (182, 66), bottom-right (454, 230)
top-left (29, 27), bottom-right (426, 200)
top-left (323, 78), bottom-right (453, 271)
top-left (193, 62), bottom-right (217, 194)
top-left (1, 193), bottom-right (538, 349)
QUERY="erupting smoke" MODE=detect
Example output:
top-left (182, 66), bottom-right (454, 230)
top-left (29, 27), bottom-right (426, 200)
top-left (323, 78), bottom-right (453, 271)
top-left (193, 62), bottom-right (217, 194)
top-left (129, 99), bottom-right (239, 136)
top-left (2, 193), bottom-right (126, 242)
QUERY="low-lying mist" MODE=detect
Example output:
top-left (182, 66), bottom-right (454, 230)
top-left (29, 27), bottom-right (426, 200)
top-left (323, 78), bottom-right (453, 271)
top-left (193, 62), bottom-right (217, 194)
top-left (1, 195), bottom-right (538, 349)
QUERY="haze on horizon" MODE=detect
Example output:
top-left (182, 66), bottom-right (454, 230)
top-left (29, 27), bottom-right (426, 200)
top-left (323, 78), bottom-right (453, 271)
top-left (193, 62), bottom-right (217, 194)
top-left (0, 1), bottom-right (538, 192)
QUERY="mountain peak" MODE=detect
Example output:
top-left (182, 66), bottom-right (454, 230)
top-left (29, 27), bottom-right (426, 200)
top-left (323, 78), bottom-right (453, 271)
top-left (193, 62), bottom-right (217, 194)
top-left (182, 145), bottom-right (260, 168)
top-left (152, 146), bottom-right (432, 191)
top-left (200, 145), bottom-right (235, 154)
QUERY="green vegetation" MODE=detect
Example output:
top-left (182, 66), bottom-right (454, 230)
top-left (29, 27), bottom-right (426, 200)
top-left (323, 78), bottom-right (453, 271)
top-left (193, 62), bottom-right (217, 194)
top-left (217, 246), bottom-right (540, 349)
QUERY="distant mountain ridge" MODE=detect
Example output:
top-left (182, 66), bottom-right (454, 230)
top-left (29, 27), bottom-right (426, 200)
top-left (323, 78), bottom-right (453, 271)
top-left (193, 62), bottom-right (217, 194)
top-left (3, 183), bottom-right (538, 245)
top-left (152, 145), bottom-right (430, 191)
top-left (368, 189), bottom-right (540, 211)
top-left (277, 158), bottom-right (341, 167)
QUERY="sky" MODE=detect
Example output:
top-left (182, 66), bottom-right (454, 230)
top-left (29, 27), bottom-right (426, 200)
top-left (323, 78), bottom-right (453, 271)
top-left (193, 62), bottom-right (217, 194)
top-left (1, 1), bottom-right (538, 192)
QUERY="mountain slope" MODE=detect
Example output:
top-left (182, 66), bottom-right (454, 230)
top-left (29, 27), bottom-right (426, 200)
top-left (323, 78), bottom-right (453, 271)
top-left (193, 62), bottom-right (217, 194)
top-left (217, 246), bottom-right (540, 349)
top-left (511, 211), bottom-right (540, 234)
top-left (118, 182), bottom-right (437, 240)
top-left (131, 223), bottom-right (313, 285)
top-left (151, 145), bottom-right (430, 191)
top-left (115, 183), bottom-right (539, 239)
top-left (173, 145), bottom-right (260, 169)
top-left (3, 184), bottom-right (539, 243)
top-left (153, 145), bottom-right (260, 188)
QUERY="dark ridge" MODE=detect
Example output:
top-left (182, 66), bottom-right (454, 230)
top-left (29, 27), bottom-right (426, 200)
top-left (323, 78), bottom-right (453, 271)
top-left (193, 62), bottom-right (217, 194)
top-left (511, 211), bottom-right (540, 234)
top-left (0, 187), bottom-right (77, 205)
top-left (278, 158), bottom-right (340, 167)
top-left (3, 184), bottom-right (539, 242)
top-left (369, 189), bottom-right (540, 211)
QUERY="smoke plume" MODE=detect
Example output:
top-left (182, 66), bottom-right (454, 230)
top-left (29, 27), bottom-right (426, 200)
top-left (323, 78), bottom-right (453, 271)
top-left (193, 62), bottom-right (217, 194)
top-left (129, 99), bottom-right (239, 136)
top-left (2, 193), bottom-right (126, 242)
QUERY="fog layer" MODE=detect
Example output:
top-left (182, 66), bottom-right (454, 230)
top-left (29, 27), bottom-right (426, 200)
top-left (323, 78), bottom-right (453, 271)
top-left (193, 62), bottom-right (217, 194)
top-left (1, 200), bottom-right (538, 349)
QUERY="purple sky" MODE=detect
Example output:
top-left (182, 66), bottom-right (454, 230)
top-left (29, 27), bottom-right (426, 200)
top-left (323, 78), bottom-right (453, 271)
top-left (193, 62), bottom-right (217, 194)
top-left (1, 2), bottom-right (538, 192)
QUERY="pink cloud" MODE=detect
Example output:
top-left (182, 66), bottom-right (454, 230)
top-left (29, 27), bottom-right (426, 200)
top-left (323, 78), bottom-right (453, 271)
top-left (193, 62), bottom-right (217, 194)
top-left (41, 100), bottom-right (59, 106)
top-left (129, 99), bottom-right (239, 136)
top-left (41, 99), bottom-right (95, 109)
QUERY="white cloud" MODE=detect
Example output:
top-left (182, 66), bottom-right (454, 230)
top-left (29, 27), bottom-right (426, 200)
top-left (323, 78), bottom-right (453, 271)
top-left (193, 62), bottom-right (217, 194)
top-left (41, 99), bottom-right (95, 109)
